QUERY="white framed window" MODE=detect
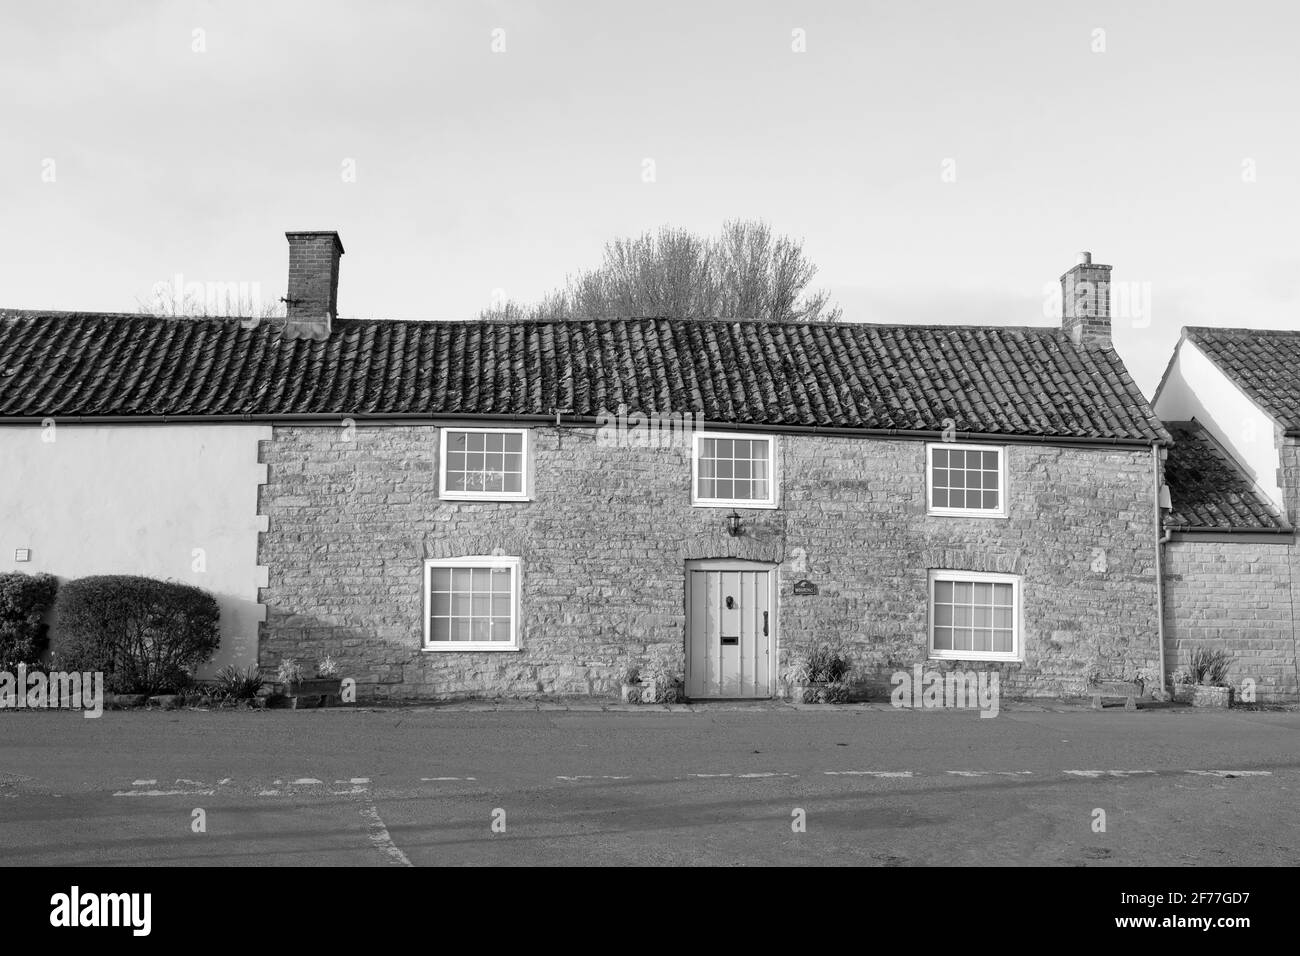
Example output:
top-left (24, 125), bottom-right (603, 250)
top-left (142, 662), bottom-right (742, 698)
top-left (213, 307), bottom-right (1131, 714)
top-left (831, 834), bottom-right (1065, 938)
top-left (423, 556), bottom-right (521, 652)
top-left (692, 432), bottom-right (778, 508)
top-left (926, 443), bottom-right (1006, 517)
top-left (440, 428), bottom-right (530, 501)
top-left (928, 570), bottom-right (1020, 662)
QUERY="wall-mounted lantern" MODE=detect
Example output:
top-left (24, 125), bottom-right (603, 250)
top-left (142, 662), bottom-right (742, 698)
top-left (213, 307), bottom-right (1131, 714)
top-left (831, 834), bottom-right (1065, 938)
top-left (725, 510), bottom-right (743, 537)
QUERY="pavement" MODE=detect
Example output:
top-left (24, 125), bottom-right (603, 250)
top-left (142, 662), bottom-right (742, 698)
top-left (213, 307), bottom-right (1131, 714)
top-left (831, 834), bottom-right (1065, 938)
top-left (1, 703), bottom-right (1297, 866)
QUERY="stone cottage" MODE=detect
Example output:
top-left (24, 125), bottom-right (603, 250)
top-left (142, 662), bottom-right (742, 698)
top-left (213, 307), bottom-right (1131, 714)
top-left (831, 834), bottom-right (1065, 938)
top-left (0, 232), bottom-right (1218, 702)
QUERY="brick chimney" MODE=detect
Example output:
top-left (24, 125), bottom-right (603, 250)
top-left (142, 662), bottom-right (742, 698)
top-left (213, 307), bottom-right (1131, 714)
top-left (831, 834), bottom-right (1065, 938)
top-left (1060, 251), bottom-right (1112, 348)
top-left (283, 231), bottom-right (344, 341)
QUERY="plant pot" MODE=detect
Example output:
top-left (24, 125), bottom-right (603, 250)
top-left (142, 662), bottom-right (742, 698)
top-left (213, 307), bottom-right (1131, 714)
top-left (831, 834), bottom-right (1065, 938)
top-left (790, 682), bottom-right (826, 704)
top-left (1172, 683), bottom-right (1195, 703)
top-left (1087, 680), bottom-right (1141, 710)
top-left (823, 682), bottom-right (850, 704)
top-left (1192, 685), bottom-right (1233, 708)
top-left (619, 683), bottom-right (641, 704)
top-left (286, 678), bottom-right (343, 708)
top-left (640, 679), bottom-right (681, 704)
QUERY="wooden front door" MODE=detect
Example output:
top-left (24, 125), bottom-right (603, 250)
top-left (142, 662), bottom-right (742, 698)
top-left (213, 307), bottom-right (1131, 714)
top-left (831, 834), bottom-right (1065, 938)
top-left (686, 560), bottom-right (775, 699)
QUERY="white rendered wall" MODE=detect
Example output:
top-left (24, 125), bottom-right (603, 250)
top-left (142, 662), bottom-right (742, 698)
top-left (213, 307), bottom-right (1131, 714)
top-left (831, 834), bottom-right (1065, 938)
top-left (1153, 338), bottom-right (1283, 512)
top-left (0, 423), bottom-right (270, 674)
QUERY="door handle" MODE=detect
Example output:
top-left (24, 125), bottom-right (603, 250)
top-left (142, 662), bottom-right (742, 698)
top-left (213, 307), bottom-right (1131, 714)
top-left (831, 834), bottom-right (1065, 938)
top-left (763, 611), bottom-right (768, 636)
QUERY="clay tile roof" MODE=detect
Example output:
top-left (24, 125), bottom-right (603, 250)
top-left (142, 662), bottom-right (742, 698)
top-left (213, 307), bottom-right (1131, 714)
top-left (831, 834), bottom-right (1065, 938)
top-left (1163, 421), bottom-right (1290, 532)
top-left (0, 312), bottom-right (1169, 442)
top-left (1185, 327), bottom-right (1300, 432)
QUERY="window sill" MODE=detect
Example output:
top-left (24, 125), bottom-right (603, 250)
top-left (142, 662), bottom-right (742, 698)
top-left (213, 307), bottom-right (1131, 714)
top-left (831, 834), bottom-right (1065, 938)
top-left (692, 500), bottom-right (780, 510)
top-left (926, 509), bottom-right (1007, 519)
top-left (927, 654), bottom-right (1022, 665)
top-left (439, 494), bottom-right (533, 503)
top-left (423, 645), bottom-right (523, 653)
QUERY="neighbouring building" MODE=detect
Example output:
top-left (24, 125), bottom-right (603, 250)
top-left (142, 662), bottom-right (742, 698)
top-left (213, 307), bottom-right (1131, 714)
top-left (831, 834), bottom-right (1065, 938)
top-left (1153, 329), bottom-right (1300, 702)
top-left (1, 232), bottom-right (1292, 702)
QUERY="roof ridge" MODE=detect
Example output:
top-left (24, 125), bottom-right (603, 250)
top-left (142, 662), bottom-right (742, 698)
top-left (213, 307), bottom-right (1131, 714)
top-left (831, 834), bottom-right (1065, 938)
top-left (0, 308), bottom-right (1070, 335)
top-left (1187, 325), bottom-right (1300, 337)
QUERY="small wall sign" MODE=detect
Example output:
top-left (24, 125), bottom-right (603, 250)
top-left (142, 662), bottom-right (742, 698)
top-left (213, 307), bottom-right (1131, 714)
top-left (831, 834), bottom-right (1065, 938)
top-left (792, 579), bottom-right (818, 596)
top-left (14, 548), bottom-right (31, 562)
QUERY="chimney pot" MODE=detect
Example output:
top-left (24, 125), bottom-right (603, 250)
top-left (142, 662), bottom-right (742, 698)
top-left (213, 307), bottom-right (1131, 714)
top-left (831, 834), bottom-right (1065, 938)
top-left (1077, 251), bottom-right (1092, 265)
top-left (283, 231), bottom-right (344, 341)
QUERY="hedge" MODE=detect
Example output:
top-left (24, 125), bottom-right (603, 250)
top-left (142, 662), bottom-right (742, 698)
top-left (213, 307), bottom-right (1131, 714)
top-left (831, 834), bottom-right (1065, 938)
top-left (51, 575), bottom-right (220, 694)
top-left (0, 572), bottom-right (59, 669)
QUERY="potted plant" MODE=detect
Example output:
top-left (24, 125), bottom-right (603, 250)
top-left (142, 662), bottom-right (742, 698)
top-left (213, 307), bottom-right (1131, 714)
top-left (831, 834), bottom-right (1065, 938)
top-left (787, 643), bottom-right (852, 703)
top-left (616, 661), bottom-right (641, 704)
top-left (277, 657), bottom-right (343, 709)
top-left (1171, 667), bottom-right (1195, 703)
top-left (1188, 648), bottom-right (1234, 708)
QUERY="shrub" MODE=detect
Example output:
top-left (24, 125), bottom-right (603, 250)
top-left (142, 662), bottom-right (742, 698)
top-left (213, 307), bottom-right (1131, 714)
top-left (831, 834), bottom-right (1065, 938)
top-left (615, 661), bottom-right (640, 686)
top-left (643, 647), bottom-right (683, 702)
top-left (788, 643), bottom-right (853, 684)
top-left (51, 575), bottom-right (221, 694)
top-left (0, 572), bottom-right (59, 669)
top-left (1188, 647), bottom-right (1233, 687)
top-left (213, 665), bottom-right (264, 700)
top-left (316, 654), bottom-right (340, 678)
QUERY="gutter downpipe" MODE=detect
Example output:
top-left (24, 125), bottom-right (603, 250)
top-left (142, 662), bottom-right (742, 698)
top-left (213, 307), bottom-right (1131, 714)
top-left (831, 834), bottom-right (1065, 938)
top-left (1153, 443), bottom-right (1171, 697)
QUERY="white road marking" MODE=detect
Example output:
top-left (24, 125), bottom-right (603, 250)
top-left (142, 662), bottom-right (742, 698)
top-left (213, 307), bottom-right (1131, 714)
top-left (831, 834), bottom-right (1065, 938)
top-left (946, 771), bottom-right (1034, 777)
top-left (114, 789), bottom-right (215, 797)
top-left (689, 773), bottom-right (733, 778)
top-left (359, 803), bottom-right (412, 867)
top-left (419, 776), bottom-right (476, 782)
top-left (131, 779), bottom-right (157, 786)
top-left (331, 786), bottom-right (368, 795)
top-left (556, 775), bottom-right (631, 781)
top-left (824, 771), bottom-right (914, 778)
top-left (736, 772), bottom-right (796, 778)
top-left (289, 778), bottom-right (323, 786)
top-left (1064, 770), bottom-right (1155, 778)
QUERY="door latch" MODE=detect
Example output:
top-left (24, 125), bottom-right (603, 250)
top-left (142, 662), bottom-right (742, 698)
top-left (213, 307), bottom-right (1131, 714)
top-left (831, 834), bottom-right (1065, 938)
top-left (763, 611), bottom-right (769, 636)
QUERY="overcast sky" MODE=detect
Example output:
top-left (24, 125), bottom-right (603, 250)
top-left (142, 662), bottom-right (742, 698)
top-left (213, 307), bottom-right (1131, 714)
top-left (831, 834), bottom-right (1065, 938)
top-left (2, 0), bottom-right (1296, 396)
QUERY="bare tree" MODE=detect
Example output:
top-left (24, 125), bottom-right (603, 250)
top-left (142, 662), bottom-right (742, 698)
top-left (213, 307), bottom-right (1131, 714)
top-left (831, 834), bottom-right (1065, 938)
top-left (481, 219), bottom-right (841, 322)
top-left (136, 281), bottom-right (285, 322)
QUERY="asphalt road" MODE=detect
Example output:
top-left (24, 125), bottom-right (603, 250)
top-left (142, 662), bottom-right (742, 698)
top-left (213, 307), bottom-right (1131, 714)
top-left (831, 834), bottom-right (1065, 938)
top-left (1, 704), bottom-right (1297, 866)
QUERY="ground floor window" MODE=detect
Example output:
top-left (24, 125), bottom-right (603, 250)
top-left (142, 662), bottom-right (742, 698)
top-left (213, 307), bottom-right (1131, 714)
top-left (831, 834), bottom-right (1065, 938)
top-left (423, 556), bottom-right (521, 651)
top-left (928, 570), bottom-right (1020, 661)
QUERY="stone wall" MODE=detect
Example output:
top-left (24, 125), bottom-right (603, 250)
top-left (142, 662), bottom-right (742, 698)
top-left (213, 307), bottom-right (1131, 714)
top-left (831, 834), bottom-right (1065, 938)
top-left (257, 424), bottom-right (1161, 701)
top-left (1162, 538), bottom-right (1299, 703)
